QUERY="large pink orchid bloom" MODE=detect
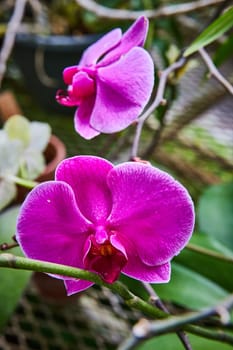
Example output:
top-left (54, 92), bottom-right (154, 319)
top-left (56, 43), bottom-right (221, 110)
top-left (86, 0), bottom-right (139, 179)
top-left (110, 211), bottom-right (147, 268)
top-left (16, 156), bottom-right (195, 296)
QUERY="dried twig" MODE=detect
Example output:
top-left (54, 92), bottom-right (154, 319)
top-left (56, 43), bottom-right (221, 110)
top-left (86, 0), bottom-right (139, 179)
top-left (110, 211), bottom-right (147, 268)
top-left (75, 0), bottom-right (225, 20)
top-left (0, 0), bottom-right (27, 87)
top-left (131, 56), bottom-right (186, 159)
top-left (142, 283), bottom-right (193, 350)
top-left (199, 48), bottom-right (233, 95)
top-left (118, 293), bottom-right (233, 350)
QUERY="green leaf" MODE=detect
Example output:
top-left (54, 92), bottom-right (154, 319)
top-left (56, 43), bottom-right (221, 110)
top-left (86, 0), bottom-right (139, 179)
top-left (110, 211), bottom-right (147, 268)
top-left (0, 206), bottom-right (31, 331)
top-left (213, 33), bottom-right (233, 66)
top-left (197, 182), bottom-right (233, 250)
top-left (184, 6), bottom-right (233, 56)
top-left (176, 233), bottom-right (233, 291)
top-left (121, 262), bottom-right (227, 310)
top-left (155, 263), bottom-right (227, 310)
top-left (137, 333), bottom-right (233, 350)
top-left (4, 114), bottom-right (30, 147)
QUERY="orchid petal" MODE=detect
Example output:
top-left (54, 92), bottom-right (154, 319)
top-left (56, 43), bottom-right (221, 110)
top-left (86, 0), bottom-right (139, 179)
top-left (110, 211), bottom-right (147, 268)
top-left (79, 29), bottom-right (122, 66)
top-left (63, 66), bottom-right (78, 85)
top-left (99, 16), bottom-right (149, 66)
top-left (107, 162), bottom-right (195, 265)
top-left (16, 182), bottom-right (91, 276)
top-left (91, 47), bottom-right (154, 133)
top-left (123, 261), bottom-right (171, 283)
top-left (64, 279), bottom-right (94, 295)
top-left (55, 156), bottom-right (113, 224)
top-left (72, 71), bottom-right (95, 99)
top-left (74, 96), bottom-right (100, 139)
top-left (111, 234), bottom-right (170, 283)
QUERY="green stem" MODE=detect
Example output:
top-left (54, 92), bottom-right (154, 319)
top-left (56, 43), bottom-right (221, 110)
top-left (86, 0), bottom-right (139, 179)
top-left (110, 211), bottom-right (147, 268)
top-left (186, 243), bottom-right (233, 264)
top-left (187, 325), bottom-right (233, 345)
top-left (8, 175), bottom-right (38, 189)
top-left (1, 253), bottom-right (233, 346)
top-left (119, 294), bottom-right (233, 349)
top-left (0, 253), bottom-right (165, 319)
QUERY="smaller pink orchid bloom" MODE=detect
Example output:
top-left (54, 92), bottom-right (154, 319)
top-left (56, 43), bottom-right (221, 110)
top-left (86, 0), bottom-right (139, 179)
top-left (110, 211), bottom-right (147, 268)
top-left (56, 17), bottom-right (154, 139)
top-left (16, 156), bottom-right (195, 296)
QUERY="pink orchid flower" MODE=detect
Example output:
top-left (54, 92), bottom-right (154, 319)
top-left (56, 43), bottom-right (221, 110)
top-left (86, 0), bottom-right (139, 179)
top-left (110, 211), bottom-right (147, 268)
top-left (16, 156), bottom-right (195, 296)
top-left (56, 17), bottom-right (154, 139)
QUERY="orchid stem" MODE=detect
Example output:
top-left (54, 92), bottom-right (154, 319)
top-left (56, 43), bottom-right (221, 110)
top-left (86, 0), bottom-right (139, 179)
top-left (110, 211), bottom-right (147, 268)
top-left (0, 253), bottom-right (165, 319)
top-left (1, 253), bottom-right (233, 346)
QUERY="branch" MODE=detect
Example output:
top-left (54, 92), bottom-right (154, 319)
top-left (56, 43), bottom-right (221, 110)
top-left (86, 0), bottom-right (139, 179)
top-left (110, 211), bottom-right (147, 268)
top-left (75, 0), bottom-right (225, 20)
top-left (1, 253), bottom-right (233, 346)
top-left (118, 293), bottom-right (233, 349)
top-left (131, 56), bottom-right (186, 158)
top-left (142, 283), bottom-right (192, 350)
top-left (0, 253), bottom-right (165, 319)
top-left (199, 48), bottom-right (233, 95)
top-left (0, 0), bottom-right (27, 87)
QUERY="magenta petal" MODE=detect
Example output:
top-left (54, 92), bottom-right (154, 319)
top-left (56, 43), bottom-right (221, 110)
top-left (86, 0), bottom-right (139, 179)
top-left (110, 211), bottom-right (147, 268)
top-left (55, 156), bottom-right (113, 224)
top-left (91, 47), bottom-right (154, 133)
top-left (16, 181), bottom-right (90, 274)
top-left (63, 66), bottom-right (78, 84)
top-left (123, 260), bottom-right (171, 283)
top-left (74, 95), bottom-right (100, 139)
top-left (111, 234), bottom-right (170, 283)
top-left (79, 28), bottom-right (122, 66)
top-left (100, 16), bottom-right (149, 66)
top-left (64, 279), bottom-right (94, 295)
top-left (107, 163), bottom-right (195, 265)
top-left (72, 72), bottom-right (95, 99)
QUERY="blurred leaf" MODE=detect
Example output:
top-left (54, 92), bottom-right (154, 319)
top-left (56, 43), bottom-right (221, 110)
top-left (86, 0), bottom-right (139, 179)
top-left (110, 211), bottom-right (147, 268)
top-left (176, 233), bottom-right (233, 291)
top-left (137, 332), bottom-right (233, 350)
top-left (29, 122), bottom-right (51, 152)
top-left (0, 206), bottom-right (31, 331)
top-left (0, 179), bottom-right (16, 211)
top-left (197, 182), bottom-right (233, 249)
top-left (155, 263), bottom-right (227, 310)
top-left (4, 115), bottom-right (30, 147)
top-left (213, 33), bottom-right (233, 66)
top-left (184, 6), bottom-right (233, 56)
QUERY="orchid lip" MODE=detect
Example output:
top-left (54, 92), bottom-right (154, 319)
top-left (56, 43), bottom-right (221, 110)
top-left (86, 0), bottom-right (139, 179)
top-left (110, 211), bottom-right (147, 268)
top-left (83, 230), bottom-right (128, 283)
